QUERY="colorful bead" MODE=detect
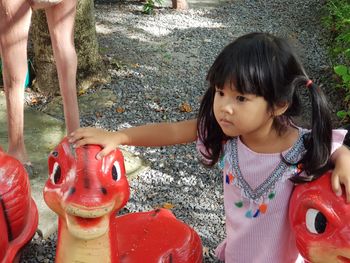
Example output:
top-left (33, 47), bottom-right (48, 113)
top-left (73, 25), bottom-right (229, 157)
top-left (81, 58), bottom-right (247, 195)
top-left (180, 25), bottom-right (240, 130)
top-left (218, 156), bottom-right (225, 170)
top-left (253, 209), bottom-right (260, 218)
top-left (235, 201), bottom-right (243, 208)
top-left (268, 192), bottom-right (275, 200)
top-left (259, 203), bottom-right (268, 214)
top-left (245, 210), bottom-right (253, 218)
top-left (228, 173), bottom-right (234, 183)
top-left (297, 163), bottom-right (303, 173)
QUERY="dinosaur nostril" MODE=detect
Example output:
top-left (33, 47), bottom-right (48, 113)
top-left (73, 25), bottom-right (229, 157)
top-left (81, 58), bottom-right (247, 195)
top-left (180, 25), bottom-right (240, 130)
top-left (84, 177), bottom-right (90, 189)
top-left (101, 187), bottom-right (107, 195)
top-left (68, 187), bottom-right (76, 196)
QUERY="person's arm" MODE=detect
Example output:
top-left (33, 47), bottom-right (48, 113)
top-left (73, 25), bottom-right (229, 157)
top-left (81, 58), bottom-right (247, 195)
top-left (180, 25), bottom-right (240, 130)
top-left (330, 145), bottom-right (350, 202)
top-left (69, 119), bottom-right (198, 159)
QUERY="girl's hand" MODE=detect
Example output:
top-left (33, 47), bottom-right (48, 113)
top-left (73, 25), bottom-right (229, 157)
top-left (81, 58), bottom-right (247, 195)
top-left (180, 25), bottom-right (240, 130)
top-left (69, 127), bottom-right (121, 159)
top-left (331, 146), bottom-right (350, 203)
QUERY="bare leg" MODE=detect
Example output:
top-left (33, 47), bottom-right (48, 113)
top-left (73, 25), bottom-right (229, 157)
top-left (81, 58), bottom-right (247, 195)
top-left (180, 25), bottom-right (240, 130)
top-left (0, 0), bottom-right (32, 163)
top-left (45, 0), bottom-right (80, 134)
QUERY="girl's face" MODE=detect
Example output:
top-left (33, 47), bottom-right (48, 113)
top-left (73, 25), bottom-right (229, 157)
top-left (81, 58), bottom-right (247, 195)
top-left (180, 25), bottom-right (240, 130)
top-left (213, 83), bottom-right (274, 140)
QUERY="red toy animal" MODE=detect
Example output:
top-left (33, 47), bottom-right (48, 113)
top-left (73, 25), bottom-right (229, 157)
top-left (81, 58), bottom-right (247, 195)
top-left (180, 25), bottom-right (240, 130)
top-left (43, 138), bottom-right (202, 263)
top-left (289, 171), bottom-right (350, 263)
top-left (0, 148), bottom-right (38, 263)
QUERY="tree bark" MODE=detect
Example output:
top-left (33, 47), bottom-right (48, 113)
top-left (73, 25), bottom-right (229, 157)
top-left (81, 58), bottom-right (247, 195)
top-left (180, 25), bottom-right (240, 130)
top-left (172, 0), bottom-right (188, 10)
top-left (31, 0), bottom-right (109, 96)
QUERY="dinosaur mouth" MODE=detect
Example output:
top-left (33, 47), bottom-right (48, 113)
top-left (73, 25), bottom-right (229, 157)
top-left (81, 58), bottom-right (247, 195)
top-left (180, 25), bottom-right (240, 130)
top-left (64, 202), bottom-right (115, 240)
top-left (73, 216), bottom-right (103, 227)
top-left (66, 213), bottom-right (109, 240)
top-left (65, 201), bottom-right (115, 218)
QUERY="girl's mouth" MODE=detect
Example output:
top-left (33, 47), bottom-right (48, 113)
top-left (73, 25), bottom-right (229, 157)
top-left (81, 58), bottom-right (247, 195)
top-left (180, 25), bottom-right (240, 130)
top-left (220, 119), bottom-right (233, 127)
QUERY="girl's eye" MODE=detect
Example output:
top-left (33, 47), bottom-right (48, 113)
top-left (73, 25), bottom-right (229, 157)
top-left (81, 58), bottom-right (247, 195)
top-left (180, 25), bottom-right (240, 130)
top-left (236, 96), bottom-right (247, 102)
top-left (215, 89), bottom-right (224, 96)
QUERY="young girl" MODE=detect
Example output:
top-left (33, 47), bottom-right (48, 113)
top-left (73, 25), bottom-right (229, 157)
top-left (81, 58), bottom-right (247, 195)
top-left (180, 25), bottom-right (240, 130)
top-left (69, 32), bottom-right (350, 262)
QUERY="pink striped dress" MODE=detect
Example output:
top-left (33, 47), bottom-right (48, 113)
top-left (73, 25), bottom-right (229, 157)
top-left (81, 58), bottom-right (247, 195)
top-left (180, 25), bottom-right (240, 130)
top-left (197, 128), bottom-right (347, 263)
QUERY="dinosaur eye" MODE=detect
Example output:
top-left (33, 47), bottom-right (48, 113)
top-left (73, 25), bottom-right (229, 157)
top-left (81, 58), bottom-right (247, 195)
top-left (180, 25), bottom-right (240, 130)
top-left (51, 162), bottom-right (62, 184)
top-left (112, 161), bottom-right (121, 181)
top-left (306, 208), bottom-right (327, 234)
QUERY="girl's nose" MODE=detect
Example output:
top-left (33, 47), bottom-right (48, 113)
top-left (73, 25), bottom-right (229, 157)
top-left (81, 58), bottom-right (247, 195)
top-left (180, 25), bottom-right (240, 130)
top-left (220, 98), bottom-right (234, 114)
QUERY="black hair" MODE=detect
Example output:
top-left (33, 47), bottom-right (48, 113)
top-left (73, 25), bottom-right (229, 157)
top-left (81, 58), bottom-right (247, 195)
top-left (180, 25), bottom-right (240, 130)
top-left (197, 32), bottom-right (332, 180)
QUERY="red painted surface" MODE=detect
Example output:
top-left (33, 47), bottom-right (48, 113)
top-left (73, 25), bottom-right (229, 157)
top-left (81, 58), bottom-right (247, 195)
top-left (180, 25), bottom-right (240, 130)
top-left (289, 171), bottom-right (350, 262)
top-left (0, 149), bottom-right (38, 263)
top-left (44, 138), bottom-right (202, 262)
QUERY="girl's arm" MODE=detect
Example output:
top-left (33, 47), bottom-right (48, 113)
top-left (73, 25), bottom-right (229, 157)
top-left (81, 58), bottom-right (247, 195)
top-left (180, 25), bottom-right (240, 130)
top-left (69, 119), bottom-right (198, 159)
top-left (330, 145), bottom-right (350, 202)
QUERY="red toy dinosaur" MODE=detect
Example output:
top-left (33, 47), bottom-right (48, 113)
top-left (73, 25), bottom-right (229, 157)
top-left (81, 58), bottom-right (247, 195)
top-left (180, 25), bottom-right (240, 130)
top-left (289, 171), bottom-right (350, 263)
top-left (0, 147), bottom-right (38, 263)
top-left (43, 138), bottom-right (202, 263)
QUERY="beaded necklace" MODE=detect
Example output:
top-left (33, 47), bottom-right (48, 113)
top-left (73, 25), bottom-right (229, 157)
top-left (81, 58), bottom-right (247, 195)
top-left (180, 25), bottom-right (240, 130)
top-left (219, 130), bottom-right (307, 218)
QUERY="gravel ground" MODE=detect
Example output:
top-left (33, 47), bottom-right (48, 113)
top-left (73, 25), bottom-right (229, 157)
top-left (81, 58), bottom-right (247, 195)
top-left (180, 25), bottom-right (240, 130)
top-left (20, 0), bottom-right (343, 262)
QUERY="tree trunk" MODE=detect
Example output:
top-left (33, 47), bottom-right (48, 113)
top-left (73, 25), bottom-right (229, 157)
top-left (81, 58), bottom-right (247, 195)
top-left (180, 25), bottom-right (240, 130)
top-left (172, 0), bottom-right (188, 10)
top-left (31, 0), bottom-right (109, 96)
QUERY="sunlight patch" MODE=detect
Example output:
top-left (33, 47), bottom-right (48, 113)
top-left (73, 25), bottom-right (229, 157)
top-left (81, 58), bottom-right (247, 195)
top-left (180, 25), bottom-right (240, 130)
top-left (96, 23), bottom-right (116, 35)
top-left (136, 14), bottom-right (224, 37)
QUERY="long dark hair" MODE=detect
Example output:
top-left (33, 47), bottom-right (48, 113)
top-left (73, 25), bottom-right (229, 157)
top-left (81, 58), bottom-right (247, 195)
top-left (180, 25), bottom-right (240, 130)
top-left (197, 32), bottom-right (332, 180)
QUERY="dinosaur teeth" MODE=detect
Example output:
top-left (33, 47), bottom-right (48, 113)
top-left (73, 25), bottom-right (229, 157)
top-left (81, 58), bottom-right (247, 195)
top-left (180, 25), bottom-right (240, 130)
top-left (65, 201), bottom-right (115, 218)
top-left (65, 214), bottom-right (109, 240)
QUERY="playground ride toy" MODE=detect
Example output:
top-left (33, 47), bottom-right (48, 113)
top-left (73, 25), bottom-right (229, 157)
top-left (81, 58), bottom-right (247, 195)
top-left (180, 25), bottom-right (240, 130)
top-left (44, 138), bottom-right (203, 263)
top-left (0, 148), bottom-right (38, 263)
top-left (289, 171), bottom-right (350, 263)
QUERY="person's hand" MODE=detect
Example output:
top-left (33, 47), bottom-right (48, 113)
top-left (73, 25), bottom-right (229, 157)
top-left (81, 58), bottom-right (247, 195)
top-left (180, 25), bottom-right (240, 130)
top-left (331, 146), bottom-right (350, 203)
top-left (69, 127), bottom-right (121, 159)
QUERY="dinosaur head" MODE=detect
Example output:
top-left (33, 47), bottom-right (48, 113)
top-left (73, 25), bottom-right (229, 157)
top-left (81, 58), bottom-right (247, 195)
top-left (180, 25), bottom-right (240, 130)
top-left (44, 137), bottom-right (130, 240)
top-left (289, 171), bottom-right (350, 263)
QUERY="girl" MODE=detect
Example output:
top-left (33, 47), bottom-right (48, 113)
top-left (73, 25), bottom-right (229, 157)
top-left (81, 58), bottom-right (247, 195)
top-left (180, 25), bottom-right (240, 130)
top-left (69, 32), bottom-right (350, 262)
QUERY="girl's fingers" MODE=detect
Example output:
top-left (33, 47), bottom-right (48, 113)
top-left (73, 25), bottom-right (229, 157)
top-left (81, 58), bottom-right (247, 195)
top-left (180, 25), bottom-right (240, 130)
top-left (69, 129), bottom-right (87, 142)
top-left (72, 138), bottom-right (88, 148)
top-left (69, 128), bottom-right (99, 140)
top-left (97, 146), bottom-right (115, 160)
top-left (73, 137), bottom-right (99, 148)
top-left (331, 173), bottom-right (342, 197)
top-left (343, 178), bottom-right (350, 203)
top-left (330, 172), bottom-right (350, 202)
top-left (68, 127), bottom-right (115, 157)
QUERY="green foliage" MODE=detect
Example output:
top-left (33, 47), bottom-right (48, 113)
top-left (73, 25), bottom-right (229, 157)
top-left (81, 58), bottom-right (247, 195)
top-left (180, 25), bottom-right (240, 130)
top-left (334, 65), bottom-right (350, 120)
top-left (323, 0), bottom-right (350, 123)
top-left (143, 0), bottom-right (163, 15)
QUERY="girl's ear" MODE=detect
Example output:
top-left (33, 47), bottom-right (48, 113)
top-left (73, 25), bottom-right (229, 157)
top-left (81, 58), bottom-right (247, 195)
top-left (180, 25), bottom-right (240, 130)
top-left (273, 102), bottom-right (289, 116)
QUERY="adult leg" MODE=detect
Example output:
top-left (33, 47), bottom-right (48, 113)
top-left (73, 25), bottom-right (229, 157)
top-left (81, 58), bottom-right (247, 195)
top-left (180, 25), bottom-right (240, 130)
top-left (0, 0), bottom-right (32, 163)
top-left (45, 0), bottom-right (80, 134)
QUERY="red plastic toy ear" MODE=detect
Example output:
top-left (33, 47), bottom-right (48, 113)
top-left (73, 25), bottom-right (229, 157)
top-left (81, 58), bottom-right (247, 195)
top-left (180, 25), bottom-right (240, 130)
top-left (289, 171), bottom-right (350, 263)
top-left (0, 149), bottom-right (38, 263)
top-left (0, 206), bottom-right (9, 260)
